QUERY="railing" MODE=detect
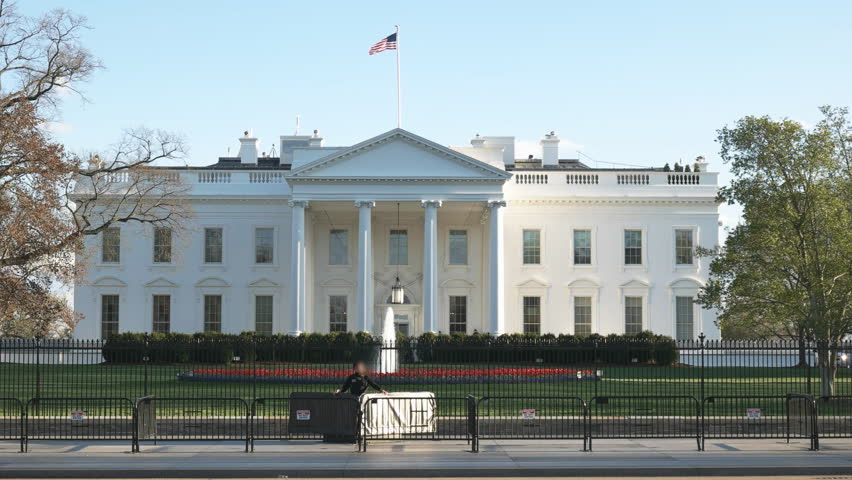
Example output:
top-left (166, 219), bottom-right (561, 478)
top-left (360, 396), bottom-right (474, 452)
top-left (197, 171), bottom-right (231, 183)
top-left (566, 173), bottom-right (599, 185)
top-left (701, 395), bottom-right (818, 451)
top-left (667, 173), bottom-right (700, 185)
top-left (476, 396), bottom-right (587, 451)
top-left (816, 395), bottom-right (852, 441)
top-left (133, 397), bottom-right (250, 452)
top-left (23, 397), bottom-right (135, 452)
top-left (249, 171), bottom-right (286, 183)
top-left (514, 173), bottom-right (548, 184)
top-left (0, 398), bottom-right (24, 452)
top-left (617, 173), bottom-right (650, 185)
top-left (250, 394), bottom-right (361, 451)
top-left (588, 396), bottom-right (701, 451)
top-left (507, 170), bottom-right (716, 191)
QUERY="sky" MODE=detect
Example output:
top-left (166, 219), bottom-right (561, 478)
top-left (21, 0), bottom-right (852, 234)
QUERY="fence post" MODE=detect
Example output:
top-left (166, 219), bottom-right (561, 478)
top-left (34, 339), bottom-right (41, 401)
top-left (593, 339), bottom-right (599, 399)
top-left (143, 333), bottom-right (150, 397)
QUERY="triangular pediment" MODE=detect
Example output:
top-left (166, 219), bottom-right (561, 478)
top-left (248, 278), bottom-right (280, 288)
top-left (516, 278), bottom-right (550, 289)
top-left (620, 279), bottom-right (651, 289)
top-left (287, 129), bottom-right (510, 182)
top-left (91, 276), bottom-right (127, 288)
top-left (195, 277), bottom-right (230, 288)
top-left (144, 277), bottom-right (179, 288)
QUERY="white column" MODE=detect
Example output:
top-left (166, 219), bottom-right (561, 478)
top-left (355, 201), bottom-right (375, 333)
top-left (289, 200), bottom-right (309, 334)
top-left (487, 200), bottom-right (506, 334)
top-left (421, 200), bottom-right (441, 333)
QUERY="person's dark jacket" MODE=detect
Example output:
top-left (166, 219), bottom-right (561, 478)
top-left (339, 372), bottom-right (383, 396)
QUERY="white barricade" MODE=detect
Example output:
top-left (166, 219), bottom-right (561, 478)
top-left (361, 392), bottom-right (436, 436)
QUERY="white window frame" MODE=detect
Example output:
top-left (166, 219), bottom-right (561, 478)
top-left (669, 278), bottom-right (704, 340)
top-left (253, 225), bottom-right (278, 267)
top-left (516, 280), bottom-right (549, 333)
top-left (328, 228), bottom-right (351, 267)
top-left (387, 226), bottom-right (410, 267)
top-left (566, 279), bottom-right (600, 336)
top-left (202, 225), bottom-right (225, 265)
top-left (621, 226), bottom-right (648, 271)
top-left (195, 278), bottom-right (230, 332)
top-left (99, 294), bottom-right (121, 340)
top-left (152, 226), bottom-right (173, 265)
top-left (99, 227), bottom-right (122, 265)
top-left (253, 294), bottom-right (275, 335)
top-left (672, 226), bottom-right (699, 270)
top-left (619, 281), bottom-right (651, 334)
top-left (569, 226), bottom-right (596, 268)
top-left (446, 227), bottom-right (470, 268)
top-left (520, 226), bottom-right (545, 268)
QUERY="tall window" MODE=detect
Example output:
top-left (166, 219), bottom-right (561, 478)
top-left (204, 295), bottom-right (222, 333)
top-left (523, 230), bottom-right (541, 265)
top-left (449, 230), bottom-right (468, 265)
top-left (152, 295), bottom-right (170, 334)
top-left (676, 296), bottom-right (694, 340)
top-left (255, 227), bottom-right (274, 264)
top-left (522, 296), bottom-right (541, 334)
top-left (101, 227), bottom-right (121, 263)
top-left (624, 230), bottom-right (643, 265)
top-left (255, 295), bottom-right (273, 335)
top-left (675, 229), bottom-right (694, 265)
top-left (101, 295), bottom-right (119, 340)
top-left (573, 230), bottom-right (591, 265)
top-left (153, 227), bottom-right (172, 263)
top-left (329, 295), bottom-right (347, 332)
top-left (389, 229), bottom-right (408, 265)
top-left (329, 229), bottom-right (348, 265)
top-left (624, 296), bottom-right (643, 334)
top-left (449, 296), bottom-right (467, 333)
top-left (204, 228), bottom-right (223, 263)
top-left (574, 296), bottom-right (592, 336)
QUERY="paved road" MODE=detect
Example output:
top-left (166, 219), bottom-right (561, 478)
top-left (1, 438), bottom-right (852, 477)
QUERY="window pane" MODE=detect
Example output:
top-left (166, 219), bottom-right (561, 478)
top-left (152, 295), bottom-right (170, 334)
top-left (204, 228), bottom-right (223, 263)
top-left (255, 228), bottom-right (274, 264)
top-left (449, 230), bottom-right (468, 265)
top-left (329, 229), bottom-right (348, 265)
top-left (676, 296), bottom-right (694, 340)
top-left (255, 295), bottom-right (273, 335)
top-left (624, 230), bottom-right (642, 265)
top-left (153, 227), bottom-right (172, 263)
top-left (523, 296), bottom-right (541, 334)
top-left (394, 314), bottom-right (410, 336)
top-left (624, 296), bottom-right (643, 334)
top-left (204, 295), bottom-right (222, 333)
top-left (675, 229), bottom-right (694, 265)
top-left (574, 296), bottom-right (592, 336)
top-left (573, 230), bottom-right (591, 265)
top-left (523, 230), bottom-right (541, 265)
top-left (329, 295), bottom-right (348, 332)
top-left (449, 295), bottom-right (467, 333)
top-left (102, 227), bottom-right (121, 263)
top-left (389, 230), bottom-right (408, 265)
top-left (101, 295), bottom-right (119, 340)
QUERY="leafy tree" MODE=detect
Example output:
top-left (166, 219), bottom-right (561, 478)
top-left (0, 1), bottom-right (188, 337)
top-left (698, 106), bottom-right (852, 396)
top-left (662, 163), bottom-right (671, 172)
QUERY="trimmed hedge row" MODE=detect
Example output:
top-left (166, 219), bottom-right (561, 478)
top-left (103, 331), bottom-right (679, 366)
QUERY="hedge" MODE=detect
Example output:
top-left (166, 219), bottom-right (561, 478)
top-left (103, 331), bottom-right (679, 366)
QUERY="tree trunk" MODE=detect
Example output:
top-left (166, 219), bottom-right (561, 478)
top-left (817, 342), bottom-right (838, 398)
top-left (797, 328), bottom-right (808, 368)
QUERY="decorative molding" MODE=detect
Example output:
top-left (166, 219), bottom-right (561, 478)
top-left (507, 198), bottom-right (718, 207)
top-left (487, 200), bottom-right (507, 209)
top-left (420, 200), bottom-right (443, 209)
top-left (144, 277), bottom-right (179, 288)
top-left (288, 199), bottom-right (310, 208)
top-left (194, 277), bottom-right (230, 288)
top-left (354, 200), bottom-right (376, 209)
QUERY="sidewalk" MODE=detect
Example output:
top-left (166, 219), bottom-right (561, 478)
top-left (1, 438), bottom-right (851, 477)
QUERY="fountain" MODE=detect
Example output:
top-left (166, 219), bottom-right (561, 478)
top-left (378, 306), bottom-right (399, 373)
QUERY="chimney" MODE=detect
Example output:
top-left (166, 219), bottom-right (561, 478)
top-left (470, 134), bottom-right (486, 148)
top-left (694, 155), bottom-right (709, 173)
top-left (309, 129), bottom-right (323, 147)
top-left (238, 130), bottom-right (259, 164)
top-left (540, 131), bottom-right (559, 167)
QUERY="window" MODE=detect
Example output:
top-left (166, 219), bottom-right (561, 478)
top-left (203, 295), bottom-right (222, 332)
top-left (624, 230), bottom-right (642, 265)
top-left (522, 296), bottom-right (541, 334)
top-left (204, 228), bottom-right (223, 263)
top-left (449, 296), bottom-right (467, 333)
top-left (329, 295), bottom-right (347, 332)
top-left (625, 296), bottom-right (643, 334)
top-left (389, 229), bottom-right (408, 265)
top-left (676, 296), bottom-right (695, 340)
top-left (574, 296), bottom-right (592, 336)
top-left (523, 230), bottom-right (541, 265)
top-left (152, 295), bottom-right (170, 334)
top-left (153, 227), bottom-right (172, 263)
top-left (394, 314), bottom-right (410, 336)
top-left (449, 230), bottom-right (468, 265)
top-left (101, 295), bottom-right (119, 340)
top-left (329, 229), bottom-right (348, 265)
top-left (255, 228), bottom-right (274, 264)
top-left (101, 227), bottom-right (120, 263)
top-left (255, 295), bottom-right (273, 335)
top-left (675, 229), bottom-right (694, 265)
top-left (573, 230), bottom-right (591, 265)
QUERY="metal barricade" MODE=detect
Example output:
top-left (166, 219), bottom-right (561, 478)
top-left (702, 395), bottom-right (818, 450)
top-left (250, 395), bottom-right (361, 451)
top-left (589, 396), bottom-right (700, 451)
top-left (816, 395), bottom-right (852, 443)
top-left (24, 397), bottom-right (135, 452)
top-left (476, 396), bottom-right (587, 452)
top-left (132, 397), bottom-right (249, 452)
top-left (360, 396), bottom-right (473, 452)
top-left (0, 398), bottom-right (24, 452)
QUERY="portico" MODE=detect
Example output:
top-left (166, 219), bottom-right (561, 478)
top-left (285, 129), bottom-right (511, 335)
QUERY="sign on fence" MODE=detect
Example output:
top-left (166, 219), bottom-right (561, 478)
top-left (296, 409), bottom-right (311, 421)
top-left (522, 409), bottom-right (536, 419)
top-left (746, 408), bottom-right (762, 419)
top-left (70, 410), bottom-right (86, 421)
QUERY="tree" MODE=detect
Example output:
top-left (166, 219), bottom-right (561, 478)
top-left (698, 106), bottom-right (852, 396)
top-left (0, 2), bottom-right (188, 337)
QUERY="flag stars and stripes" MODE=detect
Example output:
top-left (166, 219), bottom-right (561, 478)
top-left (369, 33), bottom-right (397, 55)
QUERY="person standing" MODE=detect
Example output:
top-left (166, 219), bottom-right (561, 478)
top-left (335, 361), bottom-right (389, 396)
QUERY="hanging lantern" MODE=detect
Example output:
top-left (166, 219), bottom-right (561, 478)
top-left (391, 276), bottom-right (405, 304)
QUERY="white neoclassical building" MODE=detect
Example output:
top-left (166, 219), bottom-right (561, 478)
top-left (73, 128), bottom-right (721, 340)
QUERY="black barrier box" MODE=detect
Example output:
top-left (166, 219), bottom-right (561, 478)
top-left (288, 393), bottom-right (359, 437)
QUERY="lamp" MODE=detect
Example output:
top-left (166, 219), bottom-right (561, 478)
top-left (390, 202), bottom-right (405, 305)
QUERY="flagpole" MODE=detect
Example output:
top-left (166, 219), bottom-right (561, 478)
top-left (395, 24), bottom-right (401, 129)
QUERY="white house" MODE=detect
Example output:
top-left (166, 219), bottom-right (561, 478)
top-left (73, 128), bottom-right (721, 340)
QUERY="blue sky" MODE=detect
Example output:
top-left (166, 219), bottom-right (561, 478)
top-left (23, 0), bottom-right (852, 231)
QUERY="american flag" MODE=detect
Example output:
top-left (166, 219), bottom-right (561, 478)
top-left (369, 33), bottom-right (397, 55)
